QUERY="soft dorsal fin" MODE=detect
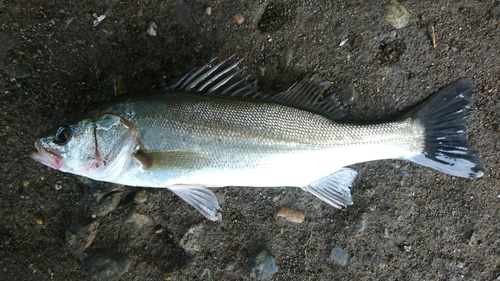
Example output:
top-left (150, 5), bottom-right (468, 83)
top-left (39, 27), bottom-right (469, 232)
top-left (167, 57), bottom-right (347, 120)
top-left (269, 74), bottom-right (347, 120)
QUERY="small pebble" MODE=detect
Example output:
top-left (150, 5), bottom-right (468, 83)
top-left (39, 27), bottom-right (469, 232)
top-left (147, 21), bottom-right (157, 36)
top-left (180, 224), bottom-right (204, 254)
top-left (134, 189), bottom-right (148, 204)
top-left (282, 45), bottom-right (293, 67)
top-left (125, 210), bottom-right (151, 228)
top-left (114, 75), bottom-right (127, 96)
top-left (205, 7), bottom-right (212, 16)
top-left (340, 85), bottom-right (358, 106)
top-left (66, 221), bottom-right (99, 253)
top-left (384, 0), bottom-right (409, 29)
top-left (92, 191), bottom-right (121, 217)
top-left (22, 180), bottom-right (30, 187)
top-left (330, 247), bottom-right (348, 266)
top-left (234, 13), bottom-right (245, 25)
top-left (93, 15), bottom-right (106, 27)
top-left (36, 218), bottom-right (43, 225)
top-left (249, 250), bottom-right (278, 280)
top-left (88, 254), bottom-right (130, 280)
top-left (54, 181), bottom-right (62, 190)
top-left (276, 208), bottom-right (305, 223)
top-left (155, 226), bottom-right (164, 234)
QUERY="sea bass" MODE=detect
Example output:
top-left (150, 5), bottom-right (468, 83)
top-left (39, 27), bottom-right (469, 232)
top-left (30, 58), bottom-right (483, 221)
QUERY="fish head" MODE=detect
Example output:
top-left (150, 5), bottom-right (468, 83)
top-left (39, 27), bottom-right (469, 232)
top-left (30, 114), bottom-right (139, 181)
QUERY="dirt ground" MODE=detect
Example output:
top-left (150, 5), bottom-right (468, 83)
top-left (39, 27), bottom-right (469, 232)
top-left (1, 0), bottom-right (499, 280)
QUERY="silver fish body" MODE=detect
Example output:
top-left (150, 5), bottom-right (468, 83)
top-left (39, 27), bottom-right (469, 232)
top-left (99, 93), bottom-right (420, 187)
top-left (31, 58), bottom-right (483, 221)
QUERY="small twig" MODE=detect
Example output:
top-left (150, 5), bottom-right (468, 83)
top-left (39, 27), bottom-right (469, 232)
top-left (430, 25), bottom-right (437, 49)
top-left (59, 69), bottom-right (73, 75)
top-left (429, 24), bottom-right (443, 58)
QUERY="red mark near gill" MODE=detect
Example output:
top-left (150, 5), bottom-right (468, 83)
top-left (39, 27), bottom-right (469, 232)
top-left (53, 158), bottom-right (62, 169)
top-left (93, 126), bottom-right (103, 168)
top-left (92, 126), bottom-right (108, 168)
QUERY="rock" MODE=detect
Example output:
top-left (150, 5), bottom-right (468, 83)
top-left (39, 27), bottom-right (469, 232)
top-left (113, 74), bottom-right (127, 96)
top-left (384, 0), bottom-right (410, 29)
top-left (125, 210), bottom-right (151, 228)
top-left (87, 253), bottom-right (130, 281)
top-left (66, 221), bottom-right (99, 253)
top-left (134, 189), bottom-right (148, 204)
top-left (179, 224), bottom-right (204, 254)
top-left (249, 250), bottom-right (278, 280)
top-left (281, 45), bottom-right (293, 67)
top-left (92, 191), bottom-right (122, 217)
top-left (339, 85), bottom-right (357, 106)
top-left (147, 21), bottom-right (157, 36)
top-left (81, 178), bottom-right (124, 217)
top-left (93, 14), bottom-right (106, 27)
top-left (330, 247), bottom-right (348, 266)
top-left (276, 208), bottom-right (305, 223)
top-left (234, 13), bottom-right (245, 25)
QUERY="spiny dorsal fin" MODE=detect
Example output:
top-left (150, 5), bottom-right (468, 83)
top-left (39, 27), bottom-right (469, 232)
top-left (168, 57), bottom-right (347, 120)
top-left (167, 56), bottom-right (260, 98)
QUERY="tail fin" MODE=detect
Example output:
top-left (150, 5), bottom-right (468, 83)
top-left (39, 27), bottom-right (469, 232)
top-left (406, 78), bottom-right (483, 178)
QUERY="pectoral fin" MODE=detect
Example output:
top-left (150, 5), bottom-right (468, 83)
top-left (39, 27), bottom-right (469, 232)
top-left (168, 185), bottom-right (221, 221)
top-left (134, 151), bottom-right (209, 171)
top-left (302, 168), bottom-right (357, 209)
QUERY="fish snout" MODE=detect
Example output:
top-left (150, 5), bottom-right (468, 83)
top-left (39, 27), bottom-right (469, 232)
top-left (30, 141), bottom-right (64, 170)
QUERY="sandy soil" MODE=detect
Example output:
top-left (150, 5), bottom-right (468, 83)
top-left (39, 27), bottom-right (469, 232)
top-left (1, 0), bottom-right (499, 280)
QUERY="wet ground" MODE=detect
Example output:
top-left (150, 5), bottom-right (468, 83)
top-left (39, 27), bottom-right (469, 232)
top-left (1, 0), bottom-right (499, 280)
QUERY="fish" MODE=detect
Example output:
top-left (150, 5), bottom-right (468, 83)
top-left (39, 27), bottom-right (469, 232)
top-left (30, 57), bottom-right (484, 221)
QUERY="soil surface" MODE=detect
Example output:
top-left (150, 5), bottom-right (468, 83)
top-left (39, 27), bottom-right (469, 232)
top-left (1, 0), bottom-right (499, 280)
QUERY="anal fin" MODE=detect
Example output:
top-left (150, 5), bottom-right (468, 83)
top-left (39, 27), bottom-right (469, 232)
top-left (168, 185), bottom-right (221, 221)
top-left (302, 168), bottom-right (357, 209)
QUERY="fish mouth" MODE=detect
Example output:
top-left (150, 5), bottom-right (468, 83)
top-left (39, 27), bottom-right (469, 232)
top-left (30, 141), bottom-right (64, 170)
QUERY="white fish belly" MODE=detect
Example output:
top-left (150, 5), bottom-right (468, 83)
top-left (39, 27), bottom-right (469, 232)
top-left (181, 144), bottom-right (418, 188)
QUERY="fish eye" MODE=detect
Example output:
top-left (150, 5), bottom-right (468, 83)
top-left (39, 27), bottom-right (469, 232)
top-left (52, 125), bottom-right (73, 145)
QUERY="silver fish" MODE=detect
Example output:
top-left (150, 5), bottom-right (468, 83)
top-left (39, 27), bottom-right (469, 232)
top-left (30, 57), bottom-right (483, 221)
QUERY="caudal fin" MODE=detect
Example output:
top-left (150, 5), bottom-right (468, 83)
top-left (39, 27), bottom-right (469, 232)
top-left (407, 78), bottom-right (483, 178)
